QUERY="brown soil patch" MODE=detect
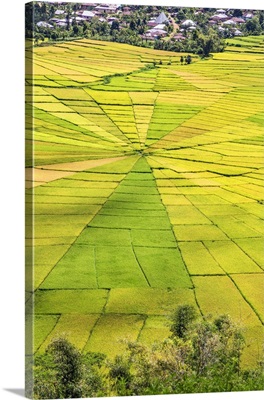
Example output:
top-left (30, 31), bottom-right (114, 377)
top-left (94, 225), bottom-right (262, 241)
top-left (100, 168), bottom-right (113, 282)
top-left (38, 156), bottom-right (128, 171)
top-left (26, 156), bottom-right (128, 189)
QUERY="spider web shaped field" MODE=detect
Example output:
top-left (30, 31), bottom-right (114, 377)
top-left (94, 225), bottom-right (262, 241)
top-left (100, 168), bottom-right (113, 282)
top-left (25, 37), bottom-right (264, 367)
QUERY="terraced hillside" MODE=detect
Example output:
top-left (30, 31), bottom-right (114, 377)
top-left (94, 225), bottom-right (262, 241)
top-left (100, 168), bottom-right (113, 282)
top-left (25, 37), bottom-right (264, 367)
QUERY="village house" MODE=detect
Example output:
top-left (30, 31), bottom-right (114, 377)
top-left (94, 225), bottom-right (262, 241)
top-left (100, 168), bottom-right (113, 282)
top-left (81, 10), bottom-right (96, 20)
top-left (147, 19), bottom-right (157, 27)
top-left (80, 3), bottom-right (97, 11)
top-left (232, 17), bottom-right (245, 24)
top-left (181, 19), bottom-right (196, 29)
top-left (56, 21), bottom-right (68, 27)
top-left (153, 24), bottom-right (166, 30)
top-left (54, 10), bottom-right (65, 16)
top-left (223, 19), bottom-right (236, 27)
top-left (234, 29), bottom-right (242, 36)
top-left (74, 16), bottom-right (86, 24)
top-left (37, 21), bottom-right (54, 29)
top-left (211, 13), bottom-right (230, 23)
top-left (94, 4), bottom-right (120, 15)
top-left (147, 12), bottom-right (169, 27)
top-left (187, 26), bottom-right (197, 32)
top-left (173, 33), bottom-right (186, 41)
top-left (145, 28), bottom-right (167, 38)
top-left (107, 16), bottom-right (118, 22)
top-left (218, 26), bottom-right (225, 33)
top-left (155, 12), bottom-right (169, 25)
top-left (243, 12), bottom-right (254, 20)
top-left (49, 18), bottom-right (61, 24)
top-left (123, 7), bottom-right (131, 16)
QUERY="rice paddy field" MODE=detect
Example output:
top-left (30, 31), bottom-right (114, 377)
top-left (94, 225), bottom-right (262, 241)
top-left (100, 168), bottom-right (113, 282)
top-left (25, 37), bottom-right (264, 368)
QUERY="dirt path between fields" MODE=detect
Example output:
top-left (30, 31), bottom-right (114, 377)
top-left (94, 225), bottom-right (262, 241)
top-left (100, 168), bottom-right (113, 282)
top-left (26, 156), bottom-right (129, 188)
top-left (168, 13), bottom-right (179, 39)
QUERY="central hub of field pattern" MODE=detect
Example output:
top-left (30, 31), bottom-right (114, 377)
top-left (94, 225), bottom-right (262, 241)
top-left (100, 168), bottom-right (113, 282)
top-left (27, 37), bottom-right (264, 366)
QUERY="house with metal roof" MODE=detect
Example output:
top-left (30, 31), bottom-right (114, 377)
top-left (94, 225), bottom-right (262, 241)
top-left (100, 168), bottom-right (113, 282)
top-left (181, 19), bottom-right (196, 28)
top-left (82, 11), bottom-right (95, 19)
top-left (37, 21), bottom-right (54, 29)
top-left (155, 12), bottom-right (168, 25)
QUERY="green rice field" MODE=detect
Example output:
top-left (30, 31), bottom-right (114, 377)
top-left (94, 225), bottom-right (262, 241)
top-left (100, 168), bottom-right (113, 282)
top-left (25, 37), bottom-right (264, 368)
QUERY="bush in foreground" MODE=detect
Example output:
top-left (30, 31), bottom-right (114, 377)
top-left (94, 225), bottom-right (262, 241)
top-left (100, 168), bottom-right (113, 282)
top-left (30, 306), bottom-right (264, 398)
top-left (32, 338), bottom-right (106, 399)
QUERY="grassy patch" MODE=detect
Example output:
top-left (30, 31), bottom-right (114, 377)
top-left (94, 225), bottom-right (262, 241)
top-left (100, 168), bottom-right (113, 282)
top-left (26, 315), bottom-right (59, 355)
top-left (131, 229), bottom-right (176, 248)
top-left (231, 274), bottom-right (264, 324)
top-left (234, 238), bottom-right (264, 269)
top-left (173, 225), bottom-right (228, 241)
top-left (134, 247), bottom-right (191, 288)
top-left (96, 246), bottom-right (148, 288)
top-left (106, 288), bottom-right (196, 315)
top-left (75, 227), bottom-right (131, 246)
top-left (179, 242), bottom-right (224, 275)
top-left (34, 289), bottom-right (108, 314)
top-left (193, 275), bottom-right (264, 366)
top-left (138, 316), bottom-right (171, 346)
top-left (84, 314), bottom-right (145, 358)
top-left (38, 314), bottom-right (100, 353)
top-left (204, 241), bottom-right (262, 274)
top-left (40, 245), bottom-right (97, 289)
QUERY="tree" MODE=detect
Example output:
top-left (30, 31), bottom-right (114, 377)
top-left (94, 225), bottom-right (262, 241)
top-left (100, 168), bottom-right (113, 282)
top-left (50, 30), bottom-right (59, 41)
top-left (49, 4), bottom-right (55, 18)
top-left (73, 3), bottom-right (81, 13)
top-left (186, 54), bottom-right (192, 64)
top-left (108, 355), bottom-right (131, 387)
top-left (233, 9), bottom-right (243, 17)
top-left (129, 20), bottom-right (136, 30)
top-left (259, 11), bottom-right (264, 29)
top-left (34, 34), bottom-right (40, 46)
top-left (111, 20), bottom-right (120, 34)
top-left (245, 18), bottom-right (261, 34)
top-left (66, 6), bottom-right (71, 31)
top-left (170, 304), bottom-right (197, 338)
top-left (83, 21), bottom-right (89, 35)
top-left (46, 338), bottom-right (83, 397)
top-left (32, 338), bottom-right (106, 399)
top-left (105, 311), bottom-right (256, 396)
top-left (40, 2), bottom-right (47, 20)
top-left (73, 24), bottom-right (79, 36)
top-left (176, 9), bottom-right (186, 22)
top-left (196, 29), bottom-right (225, 57)
top-left (25, 2), bottom-right (33, 37)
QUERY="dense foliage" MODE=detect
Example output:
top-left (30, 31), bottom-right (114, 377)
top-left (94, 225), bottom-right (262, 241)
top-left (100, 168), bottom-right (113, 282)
top-left (29, 306), bottom-right (264, 399)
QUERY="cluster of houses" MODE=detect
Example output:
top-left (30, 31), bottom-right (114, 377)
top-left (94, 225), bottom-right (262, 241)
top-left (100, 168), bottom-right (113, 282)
top-left (169, 9), bottom-right (254, 41)
top-left (141, 8), bottom-right (254, 41)
top-left (207, 8), bottom-right (254, 36)
top-left (142, 12), bottom-right (169, 39)
top-left (36, 4), bottom-right (255, 39)
top-left (37, 3), bottom-right (121, 29)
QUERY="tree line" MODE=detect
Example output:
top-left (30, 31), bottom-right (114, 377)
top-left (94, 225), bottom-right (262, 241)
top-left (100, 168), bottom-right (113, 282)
top-left (27, 305), bottom-right (264, 399)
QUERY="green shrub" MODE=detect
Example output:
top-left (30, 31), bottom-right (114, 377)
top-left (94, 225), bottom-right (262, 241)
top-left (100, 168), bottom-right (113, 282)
top-left (32, 338), bottom-right (106, 399)
top-left (30, 308), bottom-right (264, 398)
top-left (170, 304), bottom-right (197, 338)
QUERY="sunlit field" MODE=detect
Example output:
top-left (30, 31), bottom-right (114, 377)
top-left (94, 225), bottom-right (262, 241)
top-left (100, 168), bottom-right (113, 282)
top-left (26, 36), bottom-right (264, 367)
